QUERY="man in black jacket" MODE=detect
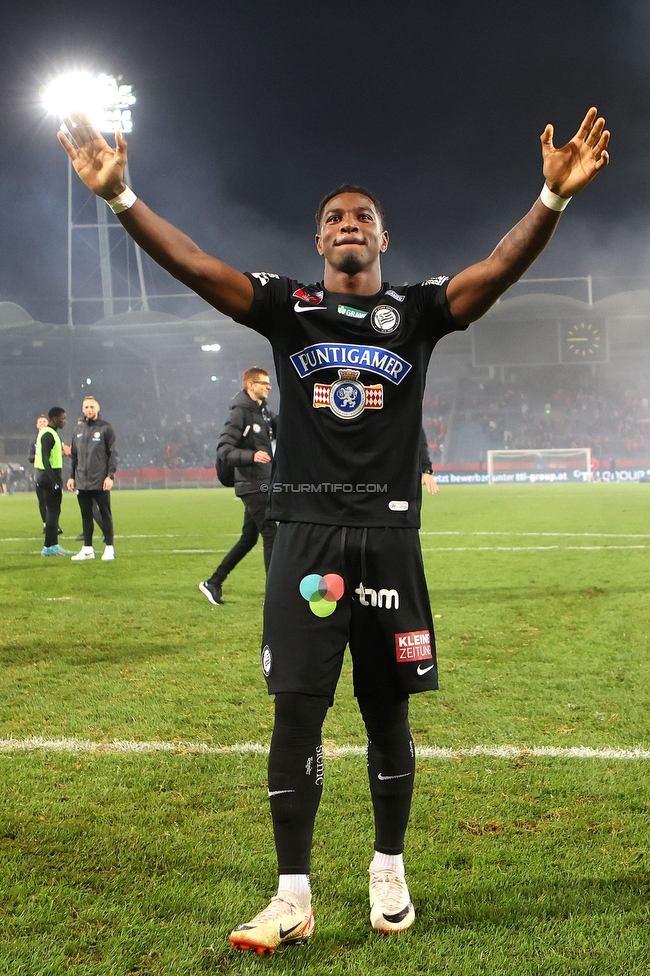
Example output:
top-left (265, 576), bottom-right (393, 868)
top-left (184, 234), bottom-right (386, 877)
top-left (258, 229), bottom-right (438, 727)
top-left (67, 396), bottom-right (118, 562)
top-left (199, 366), bottom-right (277, 605)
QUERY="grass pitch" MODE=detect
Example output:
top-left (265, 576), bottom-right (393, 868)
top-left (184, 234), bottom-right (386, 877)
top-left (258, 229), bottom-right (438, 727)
top-left (1, 483), bottom-right (650, 974)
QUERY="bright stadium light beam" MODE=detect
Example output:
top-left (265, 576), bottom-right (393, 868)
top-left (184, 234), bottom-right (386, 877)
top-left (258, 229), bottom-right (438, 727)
top-left (43, 70), bottom-right (150, 327)
top-left (41, 71), bottom-right (135, 133)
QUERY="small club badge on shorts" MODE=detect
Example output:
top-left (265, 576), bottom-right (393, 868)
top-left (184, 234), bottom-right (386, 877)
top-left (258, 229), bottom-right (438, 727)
top-left (313, 369), bottom-right (383, 420)
top-left (261, 644), bottom-right (272, 676)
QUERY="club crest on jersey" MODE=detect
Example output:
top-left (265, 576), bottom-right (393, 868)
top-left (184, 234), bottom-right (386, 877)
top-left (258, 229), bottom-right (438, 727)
top-left (313, 369), bottom-right (383, 420)
top-left (371, 304), bottom-right (400, 334)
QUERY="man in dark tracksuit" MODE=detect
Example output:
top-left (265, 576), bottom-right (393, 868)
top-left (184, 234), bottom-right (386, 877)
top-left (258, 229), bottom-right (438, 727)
top-left (67, 396), bottom-right (118, 562)
top-left (34, 407), bottom-right (71, 556)
top-left (199, 366), bottom-right (277, 605)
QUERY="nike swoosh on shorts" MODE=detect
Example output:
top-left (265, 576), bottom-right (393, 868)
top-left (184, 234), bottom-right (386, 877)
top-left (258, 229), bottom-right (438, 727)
top-left (417, 664), bottom-right (434, 675)
top-left (377, 772), bottom-right (412, 781)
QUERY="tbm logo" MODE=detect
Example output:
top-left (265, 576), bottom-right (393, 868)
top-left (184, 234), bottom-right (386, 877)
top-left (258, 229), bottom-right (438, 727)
top-left (355, 583), bottom-right (400, 609)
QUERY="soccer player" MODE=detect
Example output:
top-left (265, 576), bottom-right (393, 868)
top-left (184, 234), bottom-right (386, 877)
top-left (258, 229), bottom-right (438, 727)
top-left (34, 407), bottom-right (72, 556)
top-left (30, 414), bottom-right (52, 529)
top-left (58, 106), bottom-right (609, 951)
top-left (66, 396), bottom-right (118, 561)
top-left (30, 413), bottom-right (71, 535)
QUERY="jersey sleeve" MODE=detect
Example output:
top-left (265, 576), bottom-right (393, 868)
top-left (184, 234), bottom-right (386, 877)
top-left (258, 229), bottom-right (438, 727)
top-left (234, 273), bottom-right (294, 336)
top-left (410, 276), bottom-right (468, 340)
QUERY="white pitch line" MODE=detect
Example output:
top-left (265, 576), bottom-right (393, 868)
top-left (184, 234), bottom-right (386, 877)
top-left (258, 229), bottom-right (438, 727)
top-left (420, 531), bottom-right (650, 538)
top-left (6, 545), bottom-right (649, 557)
top-left (422, 545), bottom-right (650, 552)
top-left (4, 531), bottom-right (649, 545)
top-left (2, 738), bottom-right (650, 761)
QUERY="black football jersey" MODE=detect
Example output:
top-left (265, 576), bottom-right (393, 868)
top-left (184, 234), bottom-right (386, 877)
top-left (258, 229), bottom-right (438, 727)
top-left (237, 273), bottom-right (466, 527)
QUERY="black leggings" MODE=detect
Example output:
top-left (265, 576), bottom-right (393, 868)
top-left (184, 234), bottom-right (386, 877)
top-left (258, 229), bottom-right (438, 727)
top-left (268, 691), bottom-right (414, 874)
top-left (77, 490), bottom-right (114, 546)
top-left (37, 476), bottom-right (63, 547)
top-left (211, 491), bottom-right (276, 583)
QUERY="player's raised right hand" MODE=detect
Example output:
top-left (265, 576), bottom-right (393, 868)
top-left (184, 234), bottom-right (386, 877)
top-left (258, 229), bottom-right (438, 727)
top-left (57, 112), bottom-right (128, 201)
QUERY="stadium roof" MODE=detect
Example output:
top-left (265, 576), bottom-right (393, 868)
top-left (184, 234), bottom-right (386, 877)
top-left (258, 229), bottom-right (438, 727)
top-left (0, 301), bottom-right (266, 365)
top-left (1, 290), bottom-right (650, 360)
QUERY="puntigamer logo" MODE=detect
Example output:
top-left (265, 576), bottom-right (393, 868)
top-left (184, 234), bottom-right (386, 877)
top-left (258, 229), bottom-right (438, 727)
top-left (290, 343), bottom-right (412, 385)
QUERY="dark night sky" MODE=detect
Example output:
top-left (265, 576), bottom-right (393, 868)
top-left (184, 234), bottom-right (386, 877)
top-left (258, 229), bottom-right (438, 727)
top-left (1, 0), bottom-right (649, 321)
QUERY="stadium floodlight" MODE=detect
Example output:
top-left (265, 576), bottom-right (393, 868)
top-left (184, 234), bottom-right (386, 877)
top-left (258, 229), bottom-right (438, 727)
top-left (43, 71), bottom-right (149, 330)
top-left (201, 343), bottom-right (222, 352)
top-left (42, 71), bottom-right (135, 133)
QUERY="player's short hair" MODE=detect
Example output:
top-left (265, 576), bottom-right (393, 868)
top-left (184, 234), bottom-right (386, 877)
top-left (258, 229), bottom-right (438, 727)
top-left (48, 407), bottom-right (66, 420)
top-left (243, 367), bottom-right (270, 386)
top-left (82, 395), bottom-right (99, 405)
top-left (37, 413), bottom-right (48, 421)
top-left (315, 184), bottom-right (386, 231)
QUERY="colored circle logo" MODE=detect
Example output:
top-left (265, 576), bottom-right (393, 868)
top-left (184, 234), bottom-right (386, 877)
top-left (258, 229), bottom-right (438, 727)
top-left (299, 573), bottom-right (345, 617)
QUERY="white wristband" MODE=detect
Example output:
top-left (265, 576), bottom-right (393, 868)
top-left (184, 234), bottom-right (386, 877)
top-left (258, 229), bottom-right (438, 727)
top-left (106, 186), bottom-right (137, 214)
top-left (540, 183), bottom-right (571, 212)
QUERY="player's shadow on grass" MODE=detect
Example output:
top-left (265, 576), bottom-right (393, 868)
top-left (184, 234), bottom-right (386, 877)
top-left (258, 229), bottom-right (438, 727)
top-left (416, 872), bottom-right (650, 929)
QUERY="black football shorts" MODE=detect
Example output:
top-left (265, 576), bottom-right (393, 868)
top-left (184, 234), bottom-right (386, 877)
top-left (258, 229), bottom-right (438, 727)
top-left (261, 522), bottom-right (438, 700)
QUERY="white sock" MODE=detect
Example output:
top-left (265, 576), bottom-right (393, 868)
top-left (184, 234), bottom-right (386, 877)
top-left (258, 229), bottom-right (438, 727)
top-left (277, 874), bottom-right (311, 908)
top-left (370, 851), bottom-right (405, 877)
top-left (82, 546), bottom-right (94, 553)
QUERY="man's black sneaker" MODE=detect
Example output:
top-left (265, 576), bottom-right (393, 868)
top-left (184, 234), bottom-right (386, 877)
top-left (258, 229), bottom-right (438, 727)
top-left (199, 581), bottom-right (224, 605)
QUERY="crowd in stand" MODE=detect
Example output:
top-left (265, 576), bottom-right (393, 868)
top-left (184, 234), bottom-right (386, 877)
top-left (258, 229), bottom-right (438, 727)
top-left (421, 393), bottom-right (452, 461)
top-left (114, 393), bottom-right (228, 469)
top-left (457, 372), bottom-right (650, 460)
top-left (7, 368), bottom-right (650, 475)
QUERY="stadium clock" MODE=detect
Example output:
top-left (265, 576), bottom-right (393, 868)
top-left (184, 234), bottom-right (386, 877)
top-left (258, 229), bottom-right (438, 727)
top-left (564, 321), bottom-right (602, 359)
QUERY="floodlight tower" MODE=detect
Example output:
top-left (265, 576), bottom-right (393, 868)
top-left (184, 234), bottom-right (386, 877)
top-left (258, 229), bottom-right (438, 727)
top-left (44, 72), bottom-right (150, 326)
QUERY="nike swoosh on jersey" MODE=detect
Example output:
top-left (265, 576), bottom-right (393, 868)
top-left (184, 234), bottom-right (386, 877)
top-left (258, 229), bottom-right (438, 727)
top-left (268, 789), bottom-right (296, 797)
top-left (294, 302), bottom-right (328, 313)
top-left (416, 663), bottom-right (434, 675)
top-left (377, 772), bottom-right (412, 781)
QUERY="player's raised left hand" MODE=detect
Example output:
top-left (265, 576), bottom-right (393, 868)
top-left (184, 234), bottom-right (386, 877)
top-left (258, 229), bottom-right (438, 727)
top-left (541, 107), bottom-right (610, 198)
top-left (57, 112), bottom-right (128, 201)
